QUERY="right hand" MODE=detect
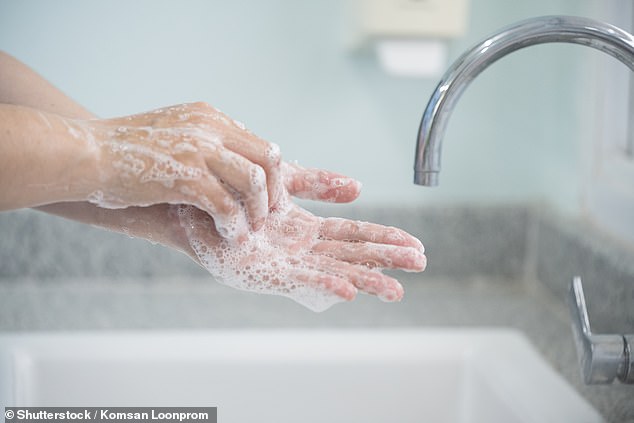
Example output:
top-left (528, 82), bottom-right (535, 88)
top-left (176, 199), bottom-right (425, 311)
top-left (80, 102), bottom-right (282, 240)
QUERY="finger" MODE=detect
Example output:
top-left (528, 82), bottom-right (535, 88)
top-left (282, 162), bottom-right (362, 203)
top-left (154, 103), bottom-right (283, 210)
top-left (311, 241), bottom-right (427, 271)
top-left (319, 217), bottom-right (424, 250)
top-left (221, 133), bottom-right (283, 210)
top-left (201, 145), bottom-right (268, 230)
top-left (289, 267), bottom-right (357, 301)
top-left (179, 175), bottom-right (249, 241)
top-left (303, 255), bottom-right (404, 302)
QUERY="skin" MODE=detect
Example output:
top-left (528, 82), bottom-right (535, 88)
top-left (0, 50), bottom-right (426, 307)
top-left (0, 100), bottom-right (282, 239)
top-left (179, 199), bottom-right (425, 310)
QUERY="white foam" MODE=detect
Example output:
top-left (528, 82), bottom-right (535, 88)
top-left (249, 165), bottom-right (266, 191)
top-left (97, 136), bottom-right (203, 188)
top-left (173, 142), bottom-right (198, 153)
top-left (112, 153), bottom-right (146, 177)
top-left (86, 190), bottom-right (105, 205)
top-left (67, 125), bottom-right (84, 140)
top-left (141, 156), bottom-right (202, 188)
top-left (265, 143), bottom-right (281, 163)
top-left (38, 112), bottom-right (52, 129)
top-left (232, 119), bottom-right (246, 130)
top-left (86, 190), bottom-right (127, 208)
top-left (176, 204), bottom-right (347, 312)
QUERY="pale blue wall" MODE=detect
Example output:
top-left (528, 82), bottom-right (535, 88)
top-left (0, 0), bottom-right (597, 211)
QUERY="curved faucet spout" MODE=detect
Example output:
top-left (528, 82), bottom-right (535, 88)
top-left (414, 15), bottom-right (634, 186)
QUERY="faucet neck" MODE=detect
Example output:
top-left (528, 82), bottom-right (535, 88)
top-left (414, 15), bottom-right (634, 186)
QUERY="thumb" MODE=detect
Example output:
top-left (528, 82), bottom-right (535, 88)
top-left (282, 161), bottom-right (362, 203)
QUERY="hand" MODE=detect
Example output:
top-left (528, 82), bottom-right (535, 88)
top-left (177, 198), bottom-right (426, 312)
top-left (81, 102), bottom-right (282, 240)
top-left (38, 163), bottom-right (366, 260)
top-left (40, 165), bottom-right (426, 311)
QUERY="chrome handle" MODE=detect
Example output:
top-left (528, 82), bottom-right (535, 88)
top-left (568, 276), bottom-right (633, 384)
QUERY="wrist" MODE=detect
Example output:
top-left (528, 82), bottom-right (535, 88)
top-left (0, 105), bottom-right (101, 209)
top-left (52, 116), bottom-right (102, 203)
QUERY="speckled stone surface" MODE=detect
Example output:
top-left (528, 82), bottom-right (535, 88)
top-left (1, 205), bottom-right (633, 421)
top-left (535, 213), bottom-right (634, 334)
top-left (0, 209), bottom-right (205, 279)
top-left (0, 205), bottom-right (530, 281)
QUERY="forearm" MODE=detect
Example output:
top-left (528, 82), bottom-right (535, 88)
top-left (0, 104), bottom-right (98, 210)
top-left (0, 50), bottom-right (94, 119)
top-left (0, 52), bottom-right (184, 242)
top-left (0, 51), bottom-right (106, 224)
top-left (41, 202), bottom-right (194, 255)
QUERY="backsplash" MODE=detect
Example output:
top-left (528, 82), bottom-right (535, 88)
top-left (0, 209), bottom-right (204, 280)
top-left (0, 205), bottom-right (531, 281)
top-left (535, 213), bottom-right (634, 334)
top-left (0, 0), bottom-right (599, 213)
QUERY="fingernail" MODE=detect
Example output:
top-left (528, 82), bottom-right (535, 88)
top-left (413, 237), bottom-right (425, 251)
top-left (350, 179), bottom-right (362, 192)
top-left (378, 282), bottom-right (404, 302)
top-left (253, 217), bottom-right (266, 231)
top-left (413, 253), bottom-right (427, 272)
top-left (398, 248), bottom-right (427, 272)
top-left (337, 283), bottom-right (357, 301)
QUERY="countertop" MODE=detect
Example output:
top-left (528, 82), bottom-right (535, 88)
top-left (1, 274), bottom-right (632, 422)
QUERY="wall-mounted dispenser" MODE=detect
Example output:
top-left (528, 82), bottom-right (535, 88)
top-left (349, 0), bottom-right (469, 77)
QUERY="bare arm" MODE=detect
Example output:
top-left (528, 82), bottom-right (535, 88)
top-left (0, 51), bottom-right (192, 250)
top-left (0, 50), bottom-right (361, 231)
top-left (0, 104), bottom-right (99, 209)
top-left (0, 51), bottom-right (426, 308)
top-left (0, 51), bottom-right (289, 238)
top-left (0, 51), bottom-right (93, 119)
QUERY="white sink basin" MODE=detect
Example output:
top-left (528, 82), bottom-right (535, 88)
top-left (0, 329), bottom-right (601, 423)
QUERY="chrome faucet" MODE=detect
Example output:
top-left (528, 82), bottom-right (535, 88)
top-left (413, 15), bottom-right (634, 384)
top-left (414, 15), bottom-right (634, 186)
top-left (569, 277), bottom-right (634, 384)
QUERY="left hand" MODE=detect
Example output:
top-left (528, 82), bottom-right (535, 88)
top-left (177, 198), bottom-right (425, 312)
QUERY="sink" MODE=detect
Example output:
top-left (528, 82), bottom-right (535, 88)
top-left (0, 329), bottom-right (602, 423)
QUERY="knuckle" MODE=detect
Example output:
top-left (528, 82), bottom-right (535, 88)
top-left (190, 101), bottom-right (211, 111)
top-left (196, 178), bottom-right (238, 218)
top-left (342, 220), bottom-right (361, 236)
top-left (263, 142), bottom-right (281, 166)
top-left (291, 176), bottom-right (308, 195)
top-left (186, 102), bottom-right (216, 122)
top-left (216, 193), bottom-right (239, 217)
top-left (247, 165), bottom-right (267, 193)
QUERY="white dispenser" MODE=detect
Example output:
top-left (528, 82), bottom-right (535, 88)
top-left (349, 0), bottom-right (470, 77)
